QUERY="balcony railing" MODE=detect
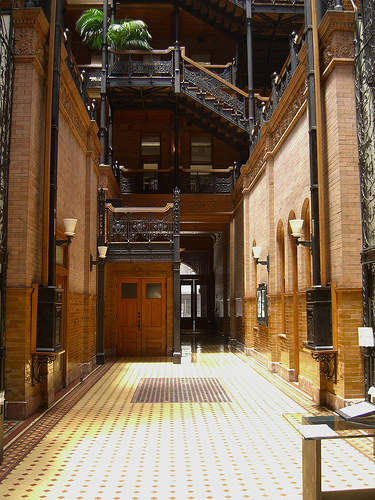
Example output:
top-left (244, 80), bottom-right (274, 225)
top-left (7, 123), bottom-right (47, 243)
top-left (107, 205), bottom-right (174, 245)
top-left (119, 167), bottom-right (235, 195)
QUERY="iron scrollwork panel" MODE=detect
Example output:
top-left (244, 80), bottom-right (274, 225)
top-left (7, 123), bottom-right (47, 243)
top-left (108, 211), bottom-right (173, 244)
top-left (355, 0), bottom-right (375, 395)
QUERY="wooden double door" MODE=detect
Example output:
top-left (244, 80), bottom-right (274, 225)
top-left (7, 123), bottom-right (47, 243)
top-left (117, 277), bottom-right (166, 356)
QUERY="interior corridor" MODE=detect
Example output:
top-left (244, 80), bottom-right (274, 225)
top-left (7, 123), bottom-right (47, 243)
top-left (0, 335), bottom-right (374, 499)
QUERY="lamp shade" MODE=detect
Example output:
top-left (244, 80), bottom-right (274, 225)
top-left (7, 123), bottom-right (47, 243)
top-left (98, 245), bottom-right (108, 259)
top-left (252, 246), bottom-right (262, 260)
top-left (289, 219), bottom-right (304, 238)
top-left (63, 218), bottom-right (77, 237)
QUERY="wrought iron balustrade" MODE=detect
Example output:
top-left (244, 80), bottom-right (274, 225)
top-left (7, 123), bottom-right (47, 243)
top-left (250, 32), bottom-right (303, 151)
top-left (106, 205), bottom-right (174, 245)
top-left (355, 0), bottom-right (375, 395)
top-left (63, 29), bottom-right (88, 104)
top-left (119, 167), bottom-right (234, 194)
top-left (181, 51), bottom-right (248, 130)
top-left (108, 47), bottom-right (174, 82)
top-left (119, 168), bottom-right (174, 194)
top-left (179, 167), bottom-right (234, 194)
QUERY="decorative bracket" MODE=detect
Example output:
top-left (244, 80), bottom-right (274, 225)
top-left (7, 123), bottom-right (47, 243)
top-left (31, 351), bottom-right (64, 386)
top-left (311, 351), bottom-right (337, 384)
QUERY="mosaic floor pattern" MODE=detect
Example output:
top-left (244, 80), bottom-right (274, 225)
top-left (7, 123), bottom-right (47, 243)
top-left (0, 342), bottom-right (374, 499)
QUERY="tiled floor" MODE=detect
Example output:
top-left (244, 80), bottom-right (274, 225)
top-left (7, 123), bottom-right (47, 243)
top-left (0, 336), bottom-right (374, 499)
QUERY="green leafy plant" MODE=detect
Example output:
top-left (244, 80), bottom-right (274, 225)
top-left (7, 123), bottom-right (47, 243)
top-left (76, 8), bottom-right (152, 51)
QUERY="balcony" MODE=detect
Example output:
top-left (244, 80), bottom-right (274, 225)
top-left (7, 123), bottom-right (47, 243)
top-left (118, 166), bottom-right (235, 195)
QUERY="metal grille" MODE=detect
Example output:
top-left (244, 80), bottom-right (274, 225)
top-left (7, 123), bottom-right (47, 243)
top-left (131, 378), bottom-right (232, 403)
top-left (355, 0), bottom-right (375, 395)
top-left (0, 2), bottom-right (14, 391)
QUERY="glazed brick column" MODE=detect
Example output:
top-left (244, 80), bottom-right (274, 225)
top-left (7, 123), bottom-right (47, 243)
top-left (5, 9), bottom-right (49, 419)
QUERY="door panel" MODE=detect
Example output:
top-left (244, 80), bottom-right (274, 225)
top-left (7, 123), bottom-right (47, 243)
top-left (117, 278), bottom-right (166, 356)
top-left (117, 279), bottom-right (142, 355)
top-left (142, 278), bottom-right (166, 355)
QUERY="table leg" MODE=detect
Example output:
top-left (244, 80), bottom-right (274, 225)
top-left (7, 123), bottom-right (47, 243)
top-left (302, 439), bottom-right (322, 500)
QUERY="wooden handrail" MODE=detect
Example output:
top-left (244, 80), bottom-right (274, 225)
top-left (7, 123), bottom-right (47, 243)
top-left (118, 166), bottom-right (233, 174)
top-left (181, 48), bottom-right (248, 98)
top-left (109, 47), bottom-right (174, 56)
top-left (180, 166), bottom-right (233, 173)
top-left (106, 203), bottom-right (174, 213)
top-left (119, 167), bottom-right (173, 173)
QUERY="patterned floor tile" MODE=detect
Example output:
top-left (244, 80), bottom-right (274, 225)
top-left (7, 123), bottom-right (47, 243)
top-left (0, 341), bottom-right (374, 499)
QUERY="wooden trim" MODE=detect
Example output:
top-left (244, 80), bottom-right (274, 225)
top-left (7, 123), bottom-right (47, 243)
top-left (331, 282), bottom-right (338, 351)
top-left (30, 283), bottom-right (39, 353)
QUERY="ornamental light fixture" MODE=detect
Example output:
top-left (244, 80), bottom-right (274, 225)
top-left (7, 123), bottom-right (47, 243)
top-left (252, 245), bottom-right (269, 272)
top-left (56, 218), bottom-right (78, 246)
top-left (289, 219), bottom-right (312, 247)
top-left (90, 245), bottom-right (108, 271)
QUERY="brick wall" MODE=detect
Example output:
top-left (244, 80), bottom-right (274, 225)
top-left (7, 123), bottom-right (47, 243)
top-left (5, 9), bottom-right (101, 418)
top-left (237, 11), bottom-right (362, 406)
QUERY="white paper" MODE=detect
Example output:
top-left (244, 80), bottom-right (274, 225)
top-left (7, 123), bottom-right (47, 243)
top-left (336, 401), bottom-right (375, 419)
top-left (358, 327), bottom-right (374, 347)
top-left (296, 424), bottom-right (338, 439)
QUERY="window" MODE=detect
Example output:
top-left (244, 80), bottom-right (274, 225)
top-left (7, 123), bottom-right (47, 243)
top-left (141, 136), bottom-right (160, 156)
top-left (141, 136), bottom-right (160, 190)
top-left (191, 136), bottom-right (211, 166)
top-left (143, 163), bottom-right (159, 190)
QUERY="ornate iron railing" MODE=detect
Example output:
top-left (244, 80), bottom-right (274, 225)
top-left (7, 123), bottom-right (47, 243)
top-left (119, 167), bottom-right (234, 194)
top-left (179, 167), bottom-right (235, 194)
top-left (0, 1), bottom-right (14, 390)
top-left (251, 32), bottom-right (302, 151)
top-left (107, 47), bottom-right (174, 82)
top-left (181, 50), bottom-right (249, 130)
top-left (228, 0), bottom-right (305, 10)
top-left (63, 29), bottom-right (87, 102)
top-left (355, 0), bottom-right (375, 394)
top-left (106, 204), bottom-right (174, 245)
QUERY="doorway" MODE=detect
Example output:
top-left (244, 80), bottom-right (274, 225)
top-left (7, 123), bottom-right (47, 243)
top-left (180, 277), bottom-right (210, 333)
top-left (117, 277), bottom-right (166, 356)
top-left (54, 273), bottom-right (67, 392)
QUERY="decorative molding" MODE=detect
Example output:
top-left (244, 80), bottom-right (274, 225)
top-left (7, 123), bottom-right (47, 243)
top-left (239, 61), bottom-right (307, 199)
top-left (98, 164), bottom-right (121, 198)
top-left (270, 80), bottom-right (307, 152)
top-left (13, 9), bottom-right (49, 75)
top-left (242, 153), bottom-right (266, 192)
top-left (60, 53), bottom-right (101, 163)
top-left (319, 11), bottom-right (356, 76)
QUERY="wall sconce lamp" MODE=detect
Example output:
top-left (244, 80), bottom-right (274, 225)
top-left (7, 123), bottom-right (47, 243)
top-left (90, 245), bottom-right (108, 271)
top-left (56, 218), bottom-right (78, 246)
top-left (289, 219), bottom-right (312, 247)
top-left (252, 246), bottom-right (269, 272)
